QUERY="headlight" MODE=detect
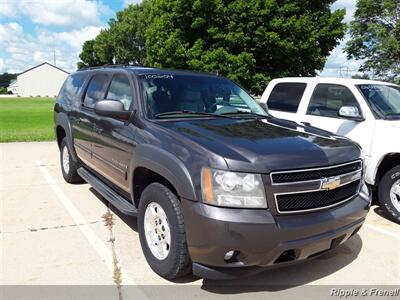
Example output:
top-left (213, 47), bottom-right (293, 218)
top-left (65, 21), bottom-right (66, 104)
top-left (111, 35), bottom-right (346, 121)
top-left (201, 167), bottom-right (267, 208)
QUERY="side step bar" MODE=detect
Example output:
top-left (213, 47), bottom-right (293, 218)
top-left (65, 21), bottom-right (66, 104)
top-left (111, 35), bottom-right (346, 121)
top-left (77, 167), bottom-right (138, 216)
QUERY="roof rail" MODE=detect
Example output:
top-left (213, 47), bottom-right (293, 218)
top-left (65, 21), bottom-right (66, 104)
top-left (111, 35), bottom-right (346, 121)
top-left (78, 63), bottom-right (144, 71)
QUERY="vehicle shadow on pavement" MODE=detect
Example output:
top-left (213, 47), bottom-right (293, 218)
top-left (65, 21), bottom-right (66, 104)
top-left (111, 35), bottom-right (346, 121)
top-left (373, 206), bottom-right (399, 225)
top-left (89, 188), bottom-right (201, 283)
top-left (89, 188), bottom-right (139, 231)
top-left (201, 234), bottom-right (363, 294)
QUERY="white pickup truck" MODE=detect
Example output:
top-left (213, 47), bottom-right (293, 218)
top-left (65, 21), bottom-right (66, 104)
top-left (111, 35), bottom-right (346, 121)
top-left (261, 77), bottom-right (400, 223)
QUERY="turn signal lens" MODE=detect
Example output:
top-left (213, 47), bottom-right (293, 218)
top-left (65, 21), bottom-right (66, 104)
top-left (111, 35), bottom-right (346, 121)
top-left (201, 167), bottom-right (214, 204)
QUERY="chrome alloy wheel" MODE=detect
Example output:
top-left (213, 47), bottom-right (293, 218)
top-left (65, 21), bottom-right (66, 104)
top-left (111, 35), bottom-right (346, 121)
top-left (144, 202), bottom-right (171, 260)
top-left (62, 145), bottom-right (70, 175)
top-left (390, 179), bottom-right (400, 212)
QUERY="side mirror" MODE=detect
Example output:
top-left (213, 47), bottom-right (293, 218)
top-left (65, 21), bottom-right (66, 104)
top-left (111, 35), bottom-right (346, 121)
top-left (94, 100), bottom-right (131, 120)
top-left (259, 102), bottom-right (269, 113)
top-left (338, 106), bottom-right (364, 122)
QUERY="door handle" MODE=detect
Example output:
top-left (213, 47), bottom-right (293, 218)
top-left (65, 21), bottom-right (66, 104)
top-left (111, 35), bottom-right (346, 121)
top-left (302, 122), bottom-right (311, 127)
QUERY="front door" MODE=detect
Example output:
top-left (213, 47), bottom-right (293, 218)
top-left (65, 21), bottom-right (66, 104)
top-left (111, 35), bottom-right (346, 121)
top-left (91, 73), bottom-right (136, 192)
top-left (300, 83), bottom-right (375, 155)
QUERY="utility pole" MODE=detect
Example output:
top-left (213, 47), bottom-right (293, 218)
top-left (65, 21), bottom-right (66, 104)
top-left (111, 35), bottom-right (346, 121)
top-left (53, 48), bottom-right (56, 67)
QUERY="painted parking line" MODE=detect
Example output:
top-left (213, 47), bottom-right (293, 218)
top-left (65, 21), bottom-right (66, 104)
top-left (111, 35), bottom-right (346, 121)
top-left (364, 223), bottom-right (400, 240)
top-left (36, 161), bottom-right (148, 295)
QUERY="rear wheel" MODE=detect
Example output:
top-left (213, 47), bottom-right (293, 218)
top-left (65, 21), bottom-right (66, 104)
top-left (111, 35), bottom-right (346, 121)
top-left (138, 183), bottom-right (191, 279)
top-left (378, 165), bottom-right (400, 224)
top-left (60, 138), bottom-right (83, 183)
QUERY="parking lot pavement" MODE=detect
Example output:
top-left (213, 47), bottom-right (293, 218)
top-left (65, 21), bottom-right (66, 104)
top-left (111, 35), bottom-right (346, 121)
top-left (1, 142), bottom-right (399, 295)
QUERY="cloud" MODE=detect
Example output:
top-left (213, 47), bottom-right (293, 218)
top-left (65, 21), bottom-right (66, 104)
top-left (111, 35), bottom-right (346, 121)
top-left (0, 1), bottom-right (18, 18)
top-left (0, 0), bottom-right (112, 29)
top-left (0, 58), bottom-right (4, 73)
top-left (319, 39), bottom-right (363, 77)
top-left (0, 22), bottom-right (102, 73)
top-left (331, 0), bottom-right (357, 23)
top-left (123, 0), bottom-right (142, 6)
top-left (320, 0), bottom-right (361, 77)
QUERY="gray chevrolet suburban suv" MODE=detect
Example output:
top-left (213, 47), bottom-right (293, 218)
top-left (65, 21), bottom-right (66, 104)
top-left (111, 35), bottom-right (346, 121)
top-left (54, 65), bottom-right (371, 279)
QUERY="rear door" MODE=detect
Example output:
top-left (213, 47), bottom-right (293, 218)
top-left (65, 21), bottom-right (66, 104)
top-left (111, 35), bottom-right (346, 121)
top-left (64, 72), bottom-right (91, 164)
top-left (91, 72), bottom-right (137, 192)
top-left (263, 82), bottom-right (308, 122)
top-left (75, 72), bottom-right (111, 167)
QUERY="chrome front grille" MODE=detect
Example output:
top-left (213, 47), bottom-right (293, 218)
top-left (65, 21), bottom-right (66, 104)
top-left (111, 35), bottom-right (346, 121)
top-left (271, 161), bottom-right (362, 184)
top-left (270, 160), bottom-right (363, 214)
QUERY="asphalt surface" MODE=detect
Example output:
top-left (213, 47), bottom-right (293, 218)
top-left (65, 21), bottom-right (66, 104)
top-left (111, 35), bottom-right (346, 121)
top-left (1, 142), bottom-right (399, 299)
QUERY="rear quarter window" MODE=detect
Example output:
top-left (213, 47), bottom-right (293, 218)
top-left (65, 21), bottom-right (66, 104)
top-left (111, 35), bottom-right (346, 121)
top-left (267, 82), bottom-right (307, 113)
top-left (57, 73), bottom-right (87, 106)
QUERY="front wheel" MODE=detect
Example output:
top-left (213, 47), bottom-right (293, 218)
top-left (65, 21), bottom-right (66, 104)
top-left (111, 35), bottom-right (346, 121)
top-left (378, 165), bottom-right (400, 224)
top-left (138, 183), bottom-right (191, 279)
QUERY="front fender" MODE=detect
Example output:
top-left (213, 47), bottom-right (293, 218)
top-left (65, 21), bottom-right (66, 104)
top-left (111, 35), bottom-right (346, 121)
top-left (130, 144), bottom-right (197, 202)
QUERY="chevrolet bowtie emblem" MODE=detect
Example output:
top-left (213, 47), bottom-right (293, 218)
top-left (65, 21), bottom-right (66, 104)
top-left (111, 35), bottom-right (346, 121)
top-left (321, 176), bottom-right (341, 190)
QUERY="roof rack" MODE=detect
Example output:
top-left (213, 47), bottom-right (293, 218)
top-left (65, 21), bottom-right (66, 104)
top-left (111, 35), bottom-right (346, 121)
top-left (78, 63), bottom-right (144, 71)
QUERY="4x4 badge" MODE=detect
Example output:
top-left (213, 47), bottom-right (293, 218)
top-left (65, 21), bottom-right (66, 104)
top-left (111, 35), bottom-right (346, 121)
top-left (321, 176), bottom-right (341, 190)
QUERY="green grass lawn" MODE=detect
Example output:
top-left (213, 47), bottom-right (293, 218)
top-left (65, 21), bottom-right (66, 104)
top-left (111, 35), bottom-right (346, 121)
top-left (0, 98), bottom-right (56, 142)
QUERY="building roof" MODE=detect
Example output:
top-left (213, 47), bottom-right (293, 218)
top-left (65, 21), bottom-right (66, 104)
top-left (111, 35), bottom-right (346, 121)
top-left (18, 62), bottom-right (69, 76)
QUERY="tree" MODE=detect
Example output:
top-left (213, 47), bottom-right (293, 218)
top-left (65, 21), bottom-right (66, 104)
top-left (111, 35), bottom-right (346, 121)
top-left (145, 0), bottom-right (346, 94)
top-left (77, 29), bottom-right (115, 69)
top-left (78, 0), bottom-right (346, 93)
top-left (77, 2), bottom-right (149, 68)
top-left (77, 40), bottom-right (102, 69)
top-left (345, 0), bottom-right (400, 82)
top-left (109, 2), bottom-right (149, 64)
top-left (352, 73), bottom-right (370, 79)
top-left (0, 73), bottom-right (17, 87)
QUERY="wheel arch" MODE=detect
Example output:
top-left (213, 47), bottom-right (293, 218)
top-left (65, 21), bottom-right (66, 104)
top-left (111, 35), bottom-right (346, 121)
top-left (375, 153), bottom-right (400, 185)
top-left (129, 144), bottom-right (197, 207)
top-left (55, 113), bottom-right (79, 162)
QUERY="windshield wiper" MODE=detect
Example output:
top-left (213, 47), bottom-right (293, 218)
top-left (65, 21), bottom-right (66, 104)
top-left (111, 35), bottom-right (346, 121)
top-left (384, 113), bottom-right (400, 119)
top-left (220, 111), bottom-right (268, 118)
top-left (155, 110), bottom-right (233, 119)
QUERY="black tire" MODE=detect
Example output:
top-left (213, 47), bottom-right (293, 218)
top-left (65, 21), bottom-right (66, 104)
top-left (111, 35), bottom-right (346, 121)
top-left (378, 165), bottom-right (400, 224)
top-left (60, 138), bottom-right (83, 184)
top-left (138, 183), bottom-right (191, 279)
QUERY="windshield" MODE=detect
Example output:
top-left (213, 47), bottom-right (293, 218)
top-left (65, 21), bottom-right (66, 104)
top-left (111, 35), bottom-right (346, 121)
top-left (139, 74), bottom-right (267, 119)
top-left (357, 84), bottom-right (400, 119)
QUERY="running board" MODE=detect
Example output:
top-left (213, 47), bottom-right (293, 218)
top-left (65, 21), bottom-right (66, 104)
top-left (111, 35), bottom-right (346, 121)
top-left (77, 167), bottom-right (138, 216)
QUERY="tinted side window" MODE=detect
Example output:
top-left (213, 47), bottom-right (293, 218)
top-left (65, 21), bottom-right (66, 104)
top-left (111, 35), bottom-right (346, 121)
top-left (267, 83), bottom-right (307, 113)
top-left (84, 74), bottom-right (109, 108)
top-left (58, 73), bottom-right (87, 105)
top-left (307, 84), bottom-right (361, 118)
top-left (106, 74), bottom-right (134, 110)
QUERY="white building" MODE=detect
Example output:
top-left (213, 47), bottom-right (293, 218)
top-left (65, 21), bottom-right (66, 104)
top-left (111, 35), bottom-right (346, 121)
top-left (6, 79), bottom-right (18, 94)
top-left (16, 62), bottom-right (69, 97)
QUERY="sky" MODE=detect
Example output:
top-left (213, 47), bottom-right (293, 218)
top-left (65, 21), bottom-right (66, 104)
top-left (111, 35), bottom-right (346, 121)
top-left (0, 0), bottom-right (359, 77)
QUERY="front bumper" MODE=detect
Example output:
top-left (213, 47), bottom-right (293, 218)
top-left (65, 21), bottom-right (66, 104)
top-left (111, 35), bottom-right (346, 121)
top-left (182, 191), bottom-right (370, 279)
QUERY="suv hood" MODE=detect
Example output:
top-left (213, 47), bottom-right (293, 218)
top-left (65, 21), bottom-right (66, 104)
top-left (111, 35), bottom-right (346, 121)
top-left (157, 117), bottom-right (361, 173)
